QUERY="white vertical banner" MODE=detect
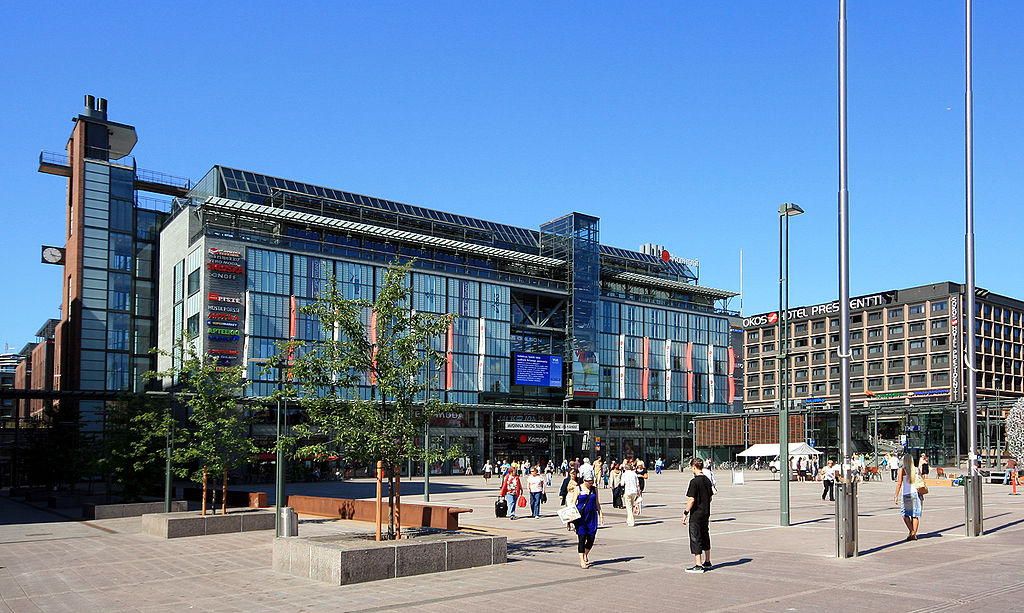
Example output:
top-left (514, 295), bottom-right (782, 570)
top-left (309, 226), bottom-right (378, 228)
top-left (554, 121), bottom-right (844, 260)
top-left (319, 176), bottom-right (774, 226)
top-left (707, 344), bottom-right (715, 404)
top-left (665, 338), bottom-right (672, 402)
top-left (241, 290), bottom-right (251, 373)
top-left (618, 333), bottom-right (626, 399)
top-left (477, 316), bottom-right (486, 392)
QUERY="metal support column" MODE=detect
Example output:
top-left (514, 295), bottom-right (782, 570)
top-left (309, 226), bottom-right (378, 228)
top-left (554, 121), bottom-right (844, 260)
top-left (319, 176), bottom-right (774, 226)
top-left (964, 0), bottom-right (983, 537)
top-left (836, 0), bottom-right (857, 557)
top-left (836, 481), bottom-right (858, 558)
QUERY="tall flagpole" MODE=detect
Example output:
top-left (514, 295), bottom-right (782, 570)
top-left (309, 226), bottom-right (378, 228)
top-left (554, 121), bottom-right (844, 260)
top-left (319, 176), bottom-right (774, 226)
top-left (964, 0), bottom-right (983, 537)
top-left (836, 0), bottom-right (858, 558)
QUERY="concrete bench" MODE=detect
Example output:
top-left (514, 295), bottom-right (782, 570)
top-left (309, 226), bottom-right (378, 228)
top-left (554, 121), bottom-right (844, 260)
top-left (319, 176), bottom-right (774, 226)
top-left (141, 508), bottom-right (275, 538)
top-left (84, 500), bottom-right (188, 519)
top-left (286, 495), bottom-right (473, 530)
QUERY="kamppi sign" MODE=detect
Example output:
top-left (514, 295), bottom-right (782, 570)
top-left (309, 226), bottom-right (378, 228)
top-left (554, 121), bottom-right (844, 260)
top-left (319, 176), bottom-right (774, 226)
top-left (206, 246), bottom-right (246, 364)
top-left (743, 292), bottom-right (894, 328)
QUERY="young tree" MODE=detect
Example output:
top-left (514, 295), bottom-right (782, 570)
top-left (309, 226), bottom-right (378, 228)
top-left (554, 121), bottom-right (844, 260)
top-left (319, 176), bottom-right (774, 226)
top-left (150, 334), bottom-right (256, 515)
top-left (100, 394), bottom-right (173, 502)
top-left (282, 260), bottom-right (461, 540)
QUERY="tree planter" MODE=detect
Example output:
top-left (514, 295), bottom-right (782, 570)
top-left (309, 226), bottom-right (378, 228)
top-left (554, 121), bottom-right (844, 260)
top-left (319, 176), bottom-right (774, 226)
top-left (273, 529), bottom-right (506, 585)
top-left (84, 501), bottom-right (188, 519)
top-left (141, 508), bottom-right (275, 538)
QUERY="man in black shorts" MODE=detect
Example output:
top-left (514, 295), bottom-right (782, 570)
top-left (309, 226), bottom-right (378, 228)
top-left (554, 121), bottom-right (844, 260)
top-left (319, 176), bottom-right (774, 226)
top-left (682, 458), bottom-right (714, 573)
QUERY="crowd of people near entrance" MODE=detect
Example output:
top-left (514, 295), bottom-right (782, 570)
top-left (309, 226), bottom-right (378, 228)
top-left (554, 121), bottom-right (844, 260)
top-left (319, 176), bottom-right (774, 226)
top-left (478, 447), bottom-right (1010, 572)
top-left (485, 454), bottom-right (721, 571)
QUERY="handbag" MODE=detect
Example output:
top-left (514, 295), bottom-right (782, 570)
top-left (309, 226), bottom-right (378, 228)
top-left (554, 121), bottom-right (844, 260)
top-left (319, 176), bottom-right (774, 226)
top-left (557, 505), bottom-right (581, 524)
top-left (517, 494), bottom-right (527, 508)
top-left (541, 492), bottom-right (547, 504)
top-left (915, 473), bottom-right (929, 496)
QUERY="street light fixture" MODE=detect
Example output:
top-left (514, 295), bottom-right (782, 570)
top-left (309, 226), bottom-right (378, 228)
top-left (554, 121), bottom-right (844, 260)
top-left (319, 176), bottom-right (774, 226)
top-left (778, 201), bottom-right (803, 528)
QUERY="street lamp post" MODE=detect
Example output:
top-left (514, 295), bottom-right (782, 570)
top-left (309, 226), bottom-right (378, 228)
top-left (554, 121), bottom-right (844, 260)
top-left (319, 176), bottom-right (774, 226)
top-left (275, 362), bottom-right (287, 538)
top-left (145, 390), bottom-right (174, 513)
top-left (778, 201), bottom-right (804, 527)
top-left (424, 354), bottom-right (431, 502)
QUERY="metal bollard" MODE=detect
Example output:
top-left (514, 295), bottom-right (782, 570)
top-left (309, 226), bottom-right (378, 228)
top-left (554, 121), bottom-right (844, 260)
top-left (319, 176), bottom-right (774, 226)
top-left (281, 506), bottom-right (298, 537)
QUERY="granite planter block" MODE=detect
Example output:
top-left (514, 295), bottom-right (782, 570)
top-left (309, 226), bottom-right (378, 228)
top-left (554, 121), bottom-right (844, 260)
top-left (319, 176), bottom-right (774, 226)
top-left (141, 509), bottom-right (275, 539)
top-left (309, 545), bottom-right (344, 585)
top-left (85, 501), bottom-right (188, 520)
top-left (273, 530), bottom-right (507, 585)
top-left (492, 535), bottom-right (508, 564)
top-left (338, 544), bottom-right (396, 585)
top-left (447, 537), bottom-right (493, 571)
top-left (288, 538), bottom-right (313, 579)
top-left (396, 541), bottom-right (446, 577)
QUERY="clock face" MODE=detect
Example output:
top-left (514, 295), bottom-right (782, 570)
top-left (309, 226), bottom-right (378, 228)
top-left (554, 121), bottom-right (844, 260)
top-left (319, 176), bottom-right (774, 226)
top-left (42, 247), bottom-right (64, 264)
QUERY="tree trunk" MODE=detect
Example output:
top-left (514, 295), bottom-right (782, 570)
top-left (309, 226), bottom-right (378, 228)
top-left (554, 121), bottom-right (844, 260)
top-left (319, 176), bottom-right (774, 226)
top-left (201, 467), bottom-right (208, 516)
top-left (394, 464), bottom-right (401, 540)
top-left (222, 469), bottom-right (228, 515)
top-left (375, 460), bottom-right (383, 541)
top-left (387, 462), bottom-right (395, 540)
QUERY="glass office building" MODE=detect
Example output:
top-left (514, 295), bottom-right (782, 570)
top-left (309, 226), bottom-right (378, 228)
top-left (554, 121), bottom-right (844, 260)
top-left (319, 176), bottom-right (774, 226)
top-left (158, 166), bottom-right (738, 471)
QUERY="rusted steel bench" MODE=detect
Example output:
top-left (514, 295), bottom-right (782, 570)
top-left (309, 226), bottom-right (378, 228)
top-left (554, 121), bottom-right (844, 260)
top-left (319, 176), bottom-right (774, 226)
top-left (286, 495), bottom-right (472, 530)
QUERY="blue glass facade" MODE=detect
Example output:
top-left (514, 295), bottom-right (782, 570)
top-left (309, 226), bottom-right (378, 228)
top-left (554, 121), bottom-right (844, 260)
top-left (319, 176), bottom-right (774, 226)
top-left (161, 165), bottom-right (738, 468)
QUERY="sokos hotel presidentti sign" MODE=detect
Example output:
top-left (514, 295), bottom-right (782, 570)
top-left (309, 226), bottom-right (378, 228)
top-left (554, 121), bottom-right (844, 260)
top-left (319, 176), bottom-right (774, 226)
top-left (742, 292), bottom-right (896, 328)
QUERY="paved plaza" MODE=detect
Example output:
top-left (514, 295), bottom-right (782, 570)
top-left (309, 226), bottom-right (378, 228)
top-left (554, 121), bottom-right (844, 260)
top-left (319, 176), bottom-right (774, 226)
top-left (2, 470), bottom-right (1023, 612)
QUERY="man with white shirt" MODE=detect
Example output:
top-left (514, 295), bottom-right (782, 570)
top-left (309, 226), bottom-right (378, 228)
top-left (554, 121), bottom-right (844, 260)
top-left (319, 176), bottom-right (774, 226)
top-left (821, 459), bottom-right (839, 501)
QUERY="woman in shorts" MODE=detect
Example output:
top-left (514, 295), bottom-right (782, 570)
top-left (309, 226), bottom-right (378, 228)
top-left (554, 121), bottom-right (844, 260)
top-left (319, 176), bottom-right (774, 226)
top-left (893, 454), bottom-right (922, 540)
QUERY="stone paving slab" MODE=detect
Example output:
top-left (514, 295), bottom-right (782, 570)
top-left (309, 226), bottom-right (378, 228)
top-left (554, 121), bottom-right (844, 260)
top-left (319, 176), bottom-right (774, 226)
top-left (2, 473), bottom-right (1023, 611)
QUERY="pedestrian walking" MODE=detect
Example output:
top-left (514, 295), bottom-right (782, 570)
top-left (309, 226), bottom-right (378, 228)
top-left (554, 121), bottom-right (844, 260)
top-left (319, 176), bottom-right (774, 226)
top-left (894, 453), bottom-right (923, 540)
top-left (655, 457), bottom-right (664, 475)
top-left (545, 460), bottom-right (554, 486)
top-left (610, 462), bottom-right (623, 507)
top-left (560, 467), bottom-right (579, 506)
top-left (682, 458), bottom-right (714, 573)
top-left (821, 459), bottom-right (838, 501)
top-left (527, 466), bottom-right (546, 518)
top-left (635, 459), bottom-right (648, 495)
top-left (483, 460), bottom-right (492, 484)
top-left (571, 475), bottom-right (604, 568)
top-left (499, 468), bottom-right (523, 521)
top-left (621, 461), bottom-right (640, 526)
top-left (1004, 457), bottom-right (1018, 485)
top-left (919, 454), bottom-right (930, 477)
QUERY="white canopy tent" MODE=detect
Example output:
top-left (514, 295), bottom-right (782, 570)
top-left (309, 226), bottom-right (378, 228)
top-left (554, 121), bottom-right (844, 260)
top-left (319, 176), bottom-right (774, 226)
top-left (736, 443), bottom-right (823, 457)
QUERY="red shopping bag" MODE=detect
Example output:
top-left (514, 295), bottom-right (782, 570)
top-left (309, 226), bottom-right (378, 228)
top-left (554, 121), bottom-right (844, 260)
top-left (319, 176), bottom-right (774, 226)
top-left (517, 494), bottom-right (527, 508)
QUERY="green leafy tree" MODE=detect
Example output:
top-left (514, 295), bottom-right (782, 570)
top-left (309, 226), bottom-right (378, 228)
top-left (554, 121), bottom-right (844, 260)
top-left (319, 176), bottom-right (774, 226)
top-left (150, 334), bottom-right (256, 515)
top-left (281, 260), bottom-right (461, 539)
top-left (99, 394), bottom-right (173, 502)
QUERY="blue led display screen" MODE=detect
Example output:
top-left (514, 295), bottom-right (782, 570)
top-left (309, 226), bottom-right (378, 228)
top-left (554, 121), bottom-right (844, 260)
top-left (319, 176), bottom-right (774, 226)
top-left (513, 352), bottom-right (563, 387)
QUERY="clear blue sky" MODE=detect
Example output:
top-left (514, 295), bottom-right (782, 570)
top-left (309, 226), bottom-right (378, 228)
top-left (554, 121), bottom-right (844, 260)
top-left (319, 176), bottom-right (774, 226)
top-left (1, 2), bottom-right (1022, 350)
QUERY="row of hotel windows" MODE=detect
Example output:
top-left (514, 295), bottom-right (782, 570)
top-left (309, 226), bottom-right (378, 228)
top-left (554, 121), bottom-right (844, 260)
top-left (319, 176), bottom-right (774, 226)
top-left (751, 320), bottom-right (1024, 348)
top-left (748, 336), bottom-right (952, 369)
top-left (748, 318), bottom-right (950, 344)
top-left (746, 372), bottom-right (950, 400)
top-left (749, 354), bottom-right (951, 381)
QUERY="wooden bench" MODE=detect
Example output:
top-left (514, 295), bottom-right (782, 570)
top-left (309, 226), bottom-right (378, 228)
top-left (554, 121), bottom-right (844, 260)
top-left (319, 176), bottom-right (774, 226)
top-left (286, 495), bottom-right (473, 530)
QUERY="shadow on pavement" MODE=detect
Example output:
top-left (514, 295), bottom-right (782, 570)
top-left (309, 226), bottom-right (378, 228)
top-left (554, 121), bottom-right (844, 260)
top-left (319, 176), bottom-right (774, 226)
top-left (589, 556), bottom-right (644, 566)
top-left (981, 517), bottom-right (1024, 534)
top-left (508, 535), bottom-right (576, 557)
top-left (710, 558), bottom-right (752, 569)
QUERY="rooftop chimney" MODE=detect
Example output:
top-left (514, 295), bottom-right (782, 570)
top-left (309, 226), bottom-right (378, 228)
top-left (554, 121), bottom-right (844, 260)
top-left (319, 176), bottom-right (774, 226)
top-left (82, 94), bottom-right (107, 120)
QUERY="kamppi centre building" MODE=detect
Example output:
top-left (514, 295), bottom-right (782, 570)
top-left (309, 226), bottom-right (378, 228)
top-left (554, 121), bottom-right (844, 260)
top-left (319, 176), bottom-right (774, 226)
top-left (26, 97), bottom-right (740, 474)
